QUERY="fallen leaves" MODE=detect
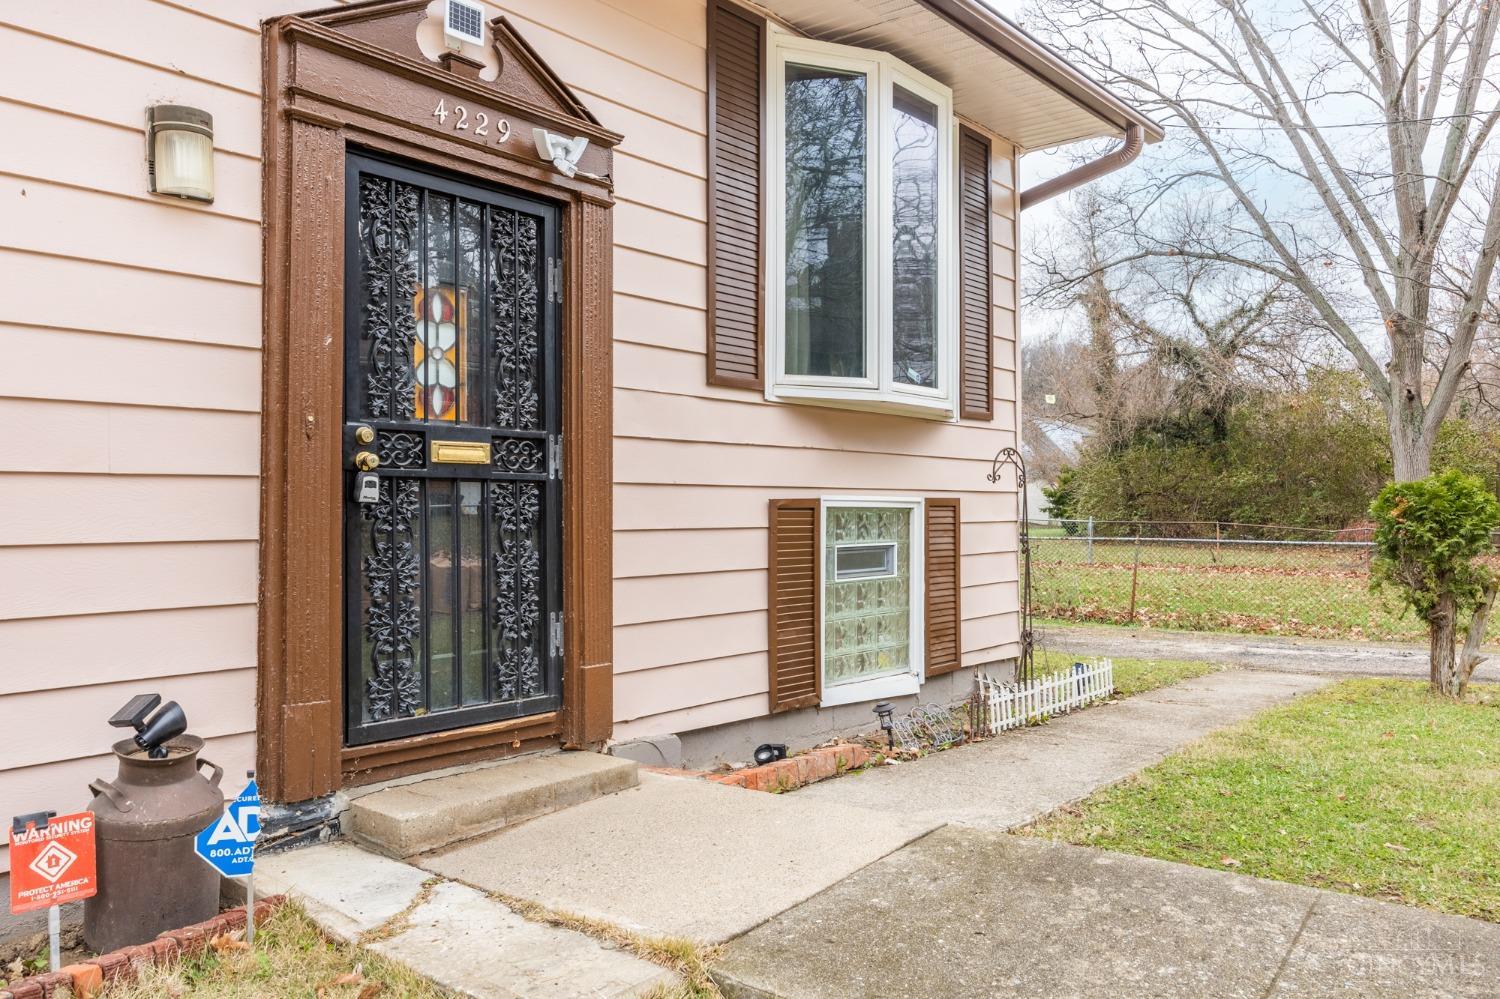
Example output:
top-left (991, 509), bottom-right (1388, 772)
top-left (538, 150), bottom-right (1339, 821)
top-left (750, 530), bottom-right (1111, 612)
top-left (209, 932), bottom-right (249, 954)
top-left (315, 966), bottom-right (386, 997)
top-left (1220, 856), bottom-right (1242, 868)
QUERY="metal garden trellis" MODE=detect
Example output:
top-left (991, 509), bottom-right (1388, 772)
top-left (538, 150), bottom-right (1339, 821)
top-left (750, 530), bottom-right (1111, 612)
top-left (988, 447), bottom-right (1035, 684)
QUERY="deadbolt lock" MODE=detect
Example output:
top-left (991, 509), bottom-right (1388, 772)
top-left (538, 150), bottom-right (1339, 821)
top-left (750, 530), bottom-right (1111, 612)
top-left (354, 451), bottom-right (381, 472)
top-left (354, 425), bottom-right (375, 444)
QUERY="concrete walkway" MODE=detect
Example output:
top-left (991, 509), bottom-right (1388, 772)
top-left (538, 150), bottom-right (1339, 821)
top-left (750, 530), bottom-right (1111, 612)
top-left (1040, 624), bottom-right (1439, 679)
top-left (800, 669), bottom-right (1329, 828)
top-left (713, 828), bottom-right (1500, 998)
top-left (260, 665), bottom-right (1498, 998)
top-left (419, 771), bottom-right (940, 941)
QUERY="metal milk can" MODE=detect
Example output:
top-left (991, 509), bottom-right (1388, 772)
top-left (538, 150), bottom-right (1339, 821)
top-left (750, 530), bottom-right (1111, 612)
top-left (83, 695), bottom-right (225, 952)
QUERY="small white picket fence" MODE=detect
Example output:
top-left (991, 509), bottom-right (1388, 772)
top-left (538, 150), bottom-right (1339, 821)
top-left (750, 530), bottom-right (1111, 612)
top-left (971, 658), bottom-right (1114, 736)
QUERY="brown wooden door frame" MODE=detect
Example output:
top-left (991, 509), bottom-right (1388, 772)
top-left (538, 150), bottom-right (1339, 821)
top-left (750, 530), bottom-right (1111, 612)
top-left (259, 2), bottom-right (619, 803)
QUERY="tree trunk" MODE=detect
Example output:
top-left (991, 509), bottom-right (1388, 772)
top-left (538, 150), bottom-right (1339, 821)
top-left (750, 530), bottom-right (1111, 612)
top-left (1429, 588), bottom-right (1460, 696)
top-left (1457, 583), bottom-right (1498, 697)
top-left (1387, 314), bottom-right (1433, 483)
top-left (1390, 420), bottom-right (1432, 482)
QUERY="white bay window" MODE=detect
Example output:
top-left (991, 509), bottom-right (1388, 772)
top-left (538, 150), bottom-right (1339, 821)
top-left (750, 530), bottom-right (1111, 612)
top-left (769, 31), bottom-right (956, 416)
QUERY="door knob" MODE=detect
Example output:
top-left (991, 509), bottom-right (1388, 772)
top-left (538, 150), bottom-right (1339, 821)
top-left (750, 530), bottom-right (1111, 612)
top-left (354, 451), bottom-right (381, 472)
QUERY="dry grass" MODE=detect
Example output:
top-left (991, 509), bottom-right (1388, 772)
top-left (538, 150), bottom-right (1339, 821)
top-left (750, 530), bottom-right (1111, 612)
top-left (100, 877), bottom-right (721, 997)
top-left (102, 903), bottom-right (456, 998)
top-left (488, 891), bottom-right (722, 998)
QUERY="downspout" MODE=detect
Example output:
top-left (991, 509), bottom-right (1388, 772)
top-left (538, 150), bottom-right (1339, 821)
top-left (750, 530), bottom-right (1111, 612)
top-left (1019, 124), bottom-right (1142, 210)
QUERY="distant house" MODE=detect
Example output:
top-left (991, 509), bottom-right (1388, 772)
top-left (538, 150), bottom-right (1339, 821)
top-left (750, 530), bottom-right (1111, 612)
top-left (1024, 417), bottom-right (1092, 518)
top-left (0, 0), bottom-right (1158, 872)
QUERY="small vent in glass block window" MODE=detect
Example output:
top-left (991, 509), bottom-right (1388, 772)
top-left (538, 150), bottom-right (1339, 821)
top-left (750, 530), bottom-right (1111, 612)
top-left (445, 0), bottom-right (485, 46)
top-left (834, 543), bottom-right (897, 581)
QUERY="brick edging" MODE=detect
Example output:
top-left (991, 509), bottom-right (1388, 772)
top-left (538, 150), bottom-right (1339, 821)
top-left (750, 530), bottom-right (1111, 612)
top-left (645, 742), bottom-right (872, 793)
top-left (0, 895), bottom-right (286, 999)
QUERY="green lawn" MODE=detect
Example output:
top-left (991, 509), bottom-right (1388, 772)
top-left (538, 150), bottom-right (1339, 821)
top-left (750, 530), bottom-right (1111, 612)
top-left (1030, 538), bottom-right (1500, 643)
top-left (1033, 649), bottom-right (1224, 697)
top-left (1020, 679), bottom-right (1500, 921)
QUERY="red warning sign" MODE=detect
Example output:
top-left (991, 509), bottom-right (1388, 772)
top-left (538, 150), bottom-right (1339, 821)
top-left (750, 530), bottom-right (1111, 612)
top-left (9, 812), bottom-right (98, 914)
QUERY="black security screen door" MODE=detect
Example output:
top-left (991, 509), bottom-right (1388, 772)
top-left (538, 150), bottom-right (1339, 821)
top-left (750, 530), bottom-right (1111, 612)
top-left (343, 153), bottom-right (562, 747)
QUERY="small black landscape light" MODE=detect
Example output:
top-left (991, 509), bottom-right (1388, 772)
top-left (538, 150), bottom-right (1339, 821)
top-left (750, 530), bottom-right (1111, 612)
top-left (753, 743), bottom-right (788, 766)
top-left (109, 693), bottom-right (187, 759)
top-left (873, 701), bottom-right (896, 751)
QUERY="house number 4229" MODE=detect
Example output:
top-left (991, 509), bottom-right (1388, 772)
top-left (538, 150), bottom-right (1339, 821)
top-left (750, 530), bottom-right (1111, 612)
top-left (433, 99), bottom-right (511, 143)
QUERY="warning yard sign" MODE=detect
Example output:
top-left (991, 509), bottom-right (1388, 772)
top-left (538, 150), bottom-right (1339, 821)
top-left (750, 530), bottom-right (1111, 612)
top-left (9, 812), bottom-right (98, 914)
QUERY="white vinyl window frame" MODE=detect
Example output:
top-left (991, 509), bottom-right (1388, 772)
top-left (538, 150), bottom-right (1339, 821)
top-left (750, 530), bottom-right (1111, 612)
top-left (818, 497), bottom-right (926, 708)
top-left (766, 27), bottom-right (959, 419)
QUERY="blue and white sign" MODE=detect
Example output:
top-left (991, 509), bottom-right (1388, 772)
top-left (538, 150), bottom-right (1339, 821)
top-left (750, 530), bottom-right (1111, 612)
top-left (194, 779), bottom-right (260, 878)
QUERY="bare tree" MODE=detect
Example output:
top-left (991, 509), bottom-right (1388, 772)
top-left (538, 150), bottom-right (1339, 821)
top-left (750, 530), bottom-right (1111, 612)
top-left (1025, 0), bottom-right (1500, 481)
top-left (1029, 186), bottom-right (1323, 443)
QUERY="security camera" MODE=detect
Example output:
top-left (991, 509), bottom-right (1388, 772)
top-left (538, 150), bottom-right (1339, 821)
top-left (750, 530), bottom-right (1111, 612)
top-left (532, 128), bottom-right (590, 178)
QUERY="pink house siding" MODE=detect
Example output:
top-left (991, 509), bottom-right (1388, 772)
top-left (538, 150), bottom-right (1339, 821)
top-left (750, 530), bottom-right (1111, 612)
top-left (0, 1), bottom-right (283, 874)
top-left (505, 0), bottom-right (1025, 739)
top-left (0, 0), bottom-right (1023, 870)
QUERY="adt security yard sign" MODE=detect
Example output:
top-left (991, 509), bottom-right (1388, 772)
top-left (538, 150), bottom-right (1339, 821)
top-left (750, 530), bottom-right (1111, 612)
top-left (195, 778), bottom-right (259, 877)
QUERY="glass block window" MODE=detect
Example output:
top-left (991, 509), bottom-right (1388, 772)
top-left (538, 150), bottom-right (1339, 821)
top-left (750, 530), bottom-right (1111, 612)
top-left (823, 506), bottom-right (912, 685)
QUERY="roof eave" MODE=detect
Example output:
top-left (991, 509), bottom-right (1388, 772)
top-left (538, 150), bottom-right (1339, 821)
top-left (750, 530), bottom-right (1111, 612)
top-left (915, 0), bottom-right (1165, 145)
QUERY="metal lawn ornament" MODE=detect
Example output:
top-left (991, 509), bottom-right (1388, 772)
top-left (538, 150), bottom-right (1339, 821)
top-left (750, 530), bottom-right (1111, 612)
top-left (988, 447), bottom-right (1035, 684)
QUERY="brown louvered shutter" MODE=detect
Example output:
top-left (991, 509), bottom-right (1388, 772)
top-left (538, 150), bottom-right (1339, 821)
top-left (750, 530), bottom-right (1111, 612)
top-left (707, 0), bottom-right (765, 388)
top-left (958, 127), bottom-right (993, 420)
top-left (768, 499), bottom-right (820, 711)
top-left (925, 498), bottom-right (962, 676)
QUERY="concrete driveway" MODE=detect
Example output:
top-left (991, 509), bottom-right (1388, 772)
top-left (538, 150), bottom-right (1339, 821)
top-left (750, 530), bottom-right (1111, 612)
top-left (1039, 624), bottom-right (1444, 680)
top-left (713, 829), bottom-right (1500, 998)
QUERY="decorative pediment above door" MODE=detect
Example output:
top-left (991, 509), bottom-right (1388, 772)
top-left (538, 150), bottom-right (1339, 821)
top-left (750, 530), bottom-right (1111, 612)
top-left (274, 0), bottom-right (621, 187)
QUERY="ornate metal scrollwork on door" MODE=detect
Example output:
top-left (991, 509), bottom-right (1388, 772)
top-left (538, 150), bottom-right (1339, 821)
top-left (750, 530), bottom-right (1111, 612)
top-left (492, 481), bottom-right (545, 700)
top-left (346, 156), bottom-right (562, 746)
top-left (376, 430), bottom-right (426, 469)
top-left (490, 211), bottom-right (542, 430)
top-left (493, 436), bottom-right (546, 474)
top-left (359, 177), bottom-right (420, 420)
top-left (362, 478), bottom-right (424, 719)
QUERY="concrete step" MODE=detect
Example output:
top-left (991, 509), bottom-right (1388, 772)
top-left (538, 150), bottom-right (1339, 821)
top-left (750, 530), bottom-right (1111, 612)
top-left (347, 752), bottom-right (638, 858)
top-left (258, 842), bottom-right (674, 998)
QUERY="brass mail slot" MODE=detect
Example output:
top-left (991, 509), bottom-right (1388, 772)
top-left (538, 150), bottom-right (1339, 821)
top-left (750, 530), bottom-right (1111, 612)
top-left (431, 440), bottom-right (492, 464)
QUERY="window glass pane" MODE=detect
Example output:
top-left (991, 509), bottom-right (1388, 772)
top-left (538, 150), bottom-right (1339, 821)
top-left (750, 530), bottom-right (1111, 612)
top-left (785, 63), bottom-right (867, 379)
top-left (824, 507), bottom-right (911, 685)
top-left (891, 85), bottom-right (939, 388)
top-left (417, 192), bottom-right (460, 422)
top-left (834, 543), bottom-right (896, 580)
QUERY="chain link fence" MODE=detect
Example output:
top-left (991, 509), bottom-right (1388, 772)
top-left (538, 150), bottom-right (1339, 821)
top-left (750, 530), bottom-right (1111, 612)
top-left (1029, 519), bottom-right (1500, 644)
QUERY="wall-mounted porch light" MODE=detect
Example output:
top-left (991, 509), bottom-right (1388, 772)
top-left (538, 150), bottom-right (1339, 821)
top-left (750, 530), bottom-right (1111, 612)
top-left (147, 105), bottom-right (214, 203)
